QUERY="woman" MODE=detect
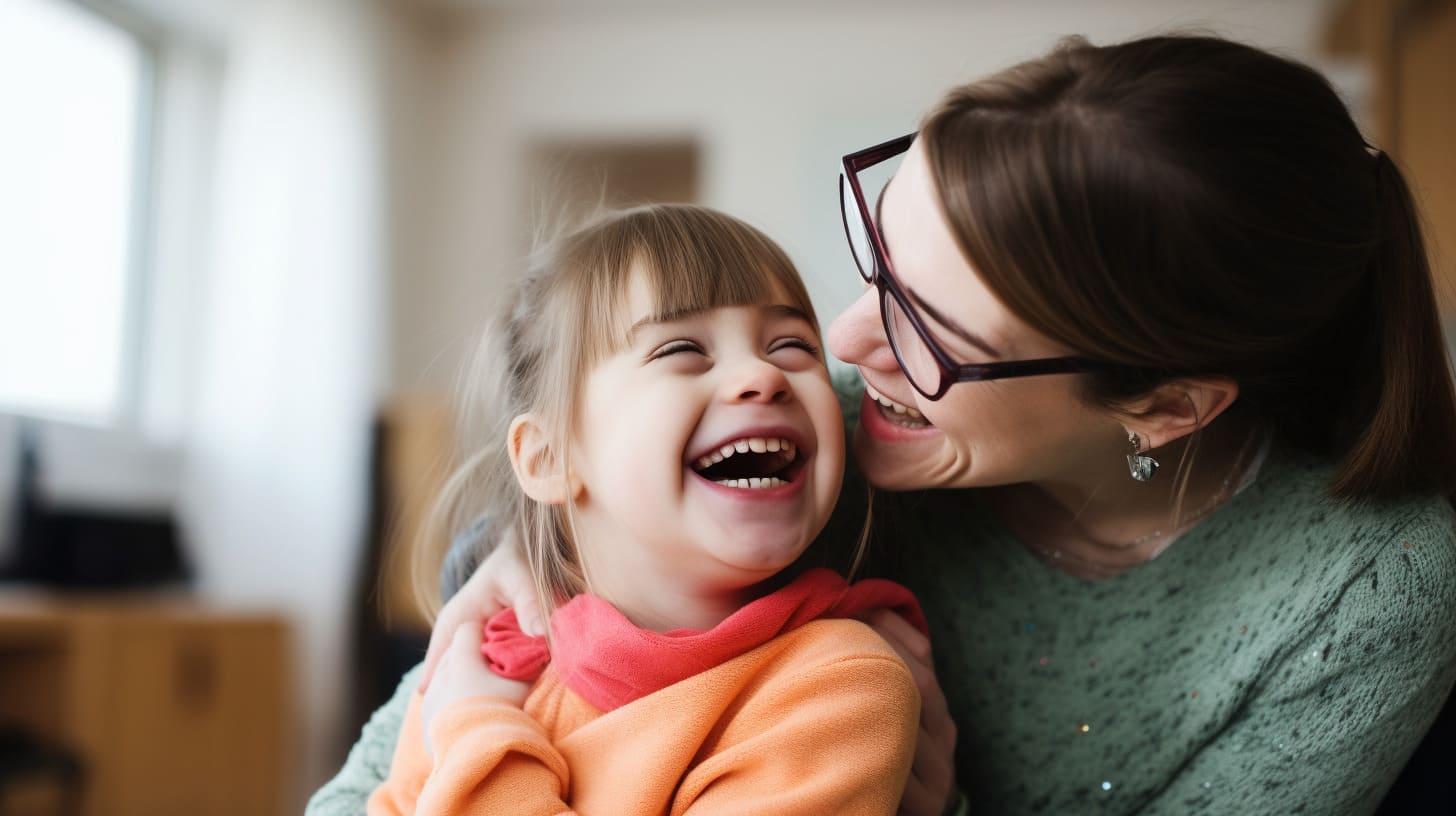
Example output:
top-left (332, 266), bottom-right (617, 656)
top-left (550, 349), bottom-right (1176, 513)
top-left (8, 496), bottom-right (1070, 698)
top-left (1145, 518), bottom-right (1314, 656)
top-left (310, 34), bottom-right (1456, 815)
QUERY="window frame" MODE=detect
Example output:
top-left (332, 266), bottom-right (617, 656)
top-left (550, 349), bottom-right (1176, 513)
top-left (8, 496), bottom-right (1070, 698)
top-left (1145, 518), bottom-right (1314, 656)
top-left (0, 0), bottom-right (161, 427)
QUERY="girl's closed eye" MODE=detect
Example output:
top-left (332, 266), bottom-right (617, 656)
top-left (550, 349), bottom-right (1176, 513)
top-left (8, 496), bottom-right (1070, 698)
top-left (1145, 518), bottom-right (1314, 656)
top-left (769, 336), bottom-right (823, 367)
top-left (651, 339), bottom-right (705, 358)
top-left (647, 339), bottom-right (712, 370)
top-left (771, 336), bottom-right (821, 355)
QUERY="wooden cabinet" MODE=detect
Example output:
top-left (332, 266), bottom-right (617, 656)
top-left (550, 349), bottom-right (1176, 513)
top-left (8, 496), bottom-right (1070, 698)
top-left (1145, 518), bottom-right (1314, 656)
top-left (0, 594), bottom-right (291, 816)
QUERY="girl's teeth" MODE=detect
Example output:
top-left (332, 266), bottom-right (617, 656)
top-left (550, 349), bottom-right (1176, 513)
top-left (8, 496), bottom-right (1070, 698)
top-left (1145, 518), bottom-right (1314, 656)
top-left (693, 437), bottom-right (798, 474)
top-left (716, 477), bottom-right (788, 489)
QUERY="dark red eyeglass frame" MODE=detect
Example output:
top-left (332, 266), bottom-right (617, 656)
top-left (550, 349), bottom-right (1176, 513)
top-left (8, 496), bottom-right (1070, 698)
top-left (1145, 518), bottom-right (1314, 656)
top-left (839, 133), bottom-right (1120, 400)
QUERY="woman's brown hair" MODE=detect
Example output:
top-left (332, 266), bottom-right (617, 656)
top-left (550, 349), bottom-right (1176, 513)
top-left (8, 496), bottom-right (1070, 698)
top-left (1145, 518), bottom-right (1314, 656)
top-left (919, 34), bottom-right (1456, 503)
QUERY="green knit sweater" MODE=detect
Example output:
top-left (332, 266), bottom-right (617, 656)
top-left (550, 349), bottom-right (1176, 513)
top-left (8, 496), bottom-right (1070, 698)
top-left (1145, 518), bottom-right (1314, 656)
top-left (884, 449), bottom-right (1456, 814)
top-left (309, 378), bottom-right (1456, 815)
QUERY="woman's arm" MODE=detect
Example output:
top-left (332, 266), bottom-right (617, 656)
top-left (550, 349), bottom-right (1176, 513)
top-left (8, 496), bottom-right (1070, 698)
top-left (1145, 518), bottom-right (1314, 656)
top-left (305, 663), bottom-right (423, 816)
top-left (306, 521), bottom-right (513, 814)
top-left (369, 623), bottom-right (545, 816)
top-left (371, 691), bottom-right (569, 815)
top-left (1139, 509), bottom-right (1456, 815)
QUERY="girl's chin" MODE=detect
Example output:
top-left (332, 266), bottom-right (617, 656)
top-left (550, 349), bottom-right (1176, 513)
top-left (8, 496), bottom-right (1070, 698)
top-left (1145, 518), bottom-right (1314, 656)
top-left (708, 533), bottom-right (814, 576)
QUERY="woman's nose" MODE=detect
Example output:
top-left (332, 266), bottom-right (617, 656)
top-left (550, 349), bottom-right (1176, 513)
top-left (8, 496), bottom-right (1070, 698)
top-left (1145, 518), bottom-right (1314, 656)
top-left (722, 357), bottom-right (792, 404)
top-left (827, 286), bottom-right (896, 370)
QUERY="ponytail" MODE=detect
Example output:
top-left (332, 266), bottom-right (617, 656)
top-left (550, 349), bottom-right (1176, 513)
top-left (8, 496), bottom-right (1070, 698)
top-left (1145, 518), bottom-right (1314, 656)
top-left (1331, 151), bottom-right (1456, 503)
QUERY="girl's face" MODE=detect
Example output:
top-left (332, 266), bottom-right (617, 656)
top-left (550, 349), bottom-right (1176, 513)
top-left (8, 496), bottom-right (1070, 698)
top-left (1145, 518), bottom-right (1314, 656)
top-left (827, 142), bottom-right (1117, 491)
top-left (568, 269), bottom-right (845, 613)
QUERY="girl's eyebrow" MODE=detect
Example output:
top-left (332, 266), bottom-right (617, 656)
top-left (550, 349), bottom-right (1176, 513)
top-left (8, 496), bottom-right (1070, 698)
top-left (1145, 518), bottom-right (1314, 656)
top-left (628, 304), bottom-right (815, 341)
top-left (761, 304), bottom-right (815, 325)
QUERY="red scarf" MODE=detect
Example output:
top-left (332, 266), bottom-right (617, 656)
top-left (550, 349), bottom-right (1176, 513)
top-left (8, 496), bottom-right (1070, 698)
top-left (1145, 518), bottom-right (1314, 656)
top-left (481, 567), bottom-right (926, 712)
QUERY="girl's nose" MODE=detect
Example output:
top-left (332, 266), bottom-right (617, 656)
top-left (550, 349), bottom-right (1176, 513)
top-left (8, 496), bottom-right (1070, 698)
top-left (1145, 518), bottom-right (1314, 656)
top-left (827, 286), bottom-right (896, 371)
top-left (723, 358), bottom-right (792, 404)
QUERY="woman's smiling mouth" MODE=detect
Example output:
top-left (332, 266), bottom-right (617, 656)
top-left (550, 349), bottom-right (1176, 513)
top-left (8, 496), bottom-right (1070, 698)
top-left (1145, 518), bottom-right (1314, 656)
top-left (865, 383), bottom-right (933, 429)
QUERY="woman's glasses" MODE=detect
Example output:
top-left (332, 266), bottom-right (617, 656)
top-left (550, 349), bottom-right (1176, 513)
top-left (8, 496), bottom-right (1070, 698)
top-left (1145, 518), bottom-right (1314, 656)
top-left (838, 133), bottom-right (1114, 400)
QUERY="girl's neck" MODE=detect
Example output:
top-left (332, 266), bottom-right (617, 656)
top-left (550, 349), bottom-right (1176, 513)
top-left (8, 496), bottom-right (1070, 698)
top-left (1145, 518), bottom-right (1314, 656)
top-left (582, 560), bottom-right (762, 633)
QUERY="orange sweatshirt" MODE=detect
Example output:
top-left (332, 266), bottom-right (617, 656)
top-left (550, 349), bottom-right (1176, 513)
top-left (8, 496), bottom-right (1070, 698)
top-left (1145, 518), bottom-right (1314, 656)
top-left (369, 571), bottom-right (922, 815)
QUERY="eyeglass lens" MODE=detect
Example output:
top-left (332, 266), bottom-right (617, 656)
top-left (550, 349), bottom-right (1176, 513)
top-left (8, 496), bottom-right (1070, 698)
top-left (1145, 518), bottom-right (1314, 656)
top-left (881, 286), bottom-right (943, 396)
top-left (840, 176), bottom-right (874, 282)
top-left (842, 148), bottom-right (933, 392)
top-left (839, 151), bottom-right (906, 282)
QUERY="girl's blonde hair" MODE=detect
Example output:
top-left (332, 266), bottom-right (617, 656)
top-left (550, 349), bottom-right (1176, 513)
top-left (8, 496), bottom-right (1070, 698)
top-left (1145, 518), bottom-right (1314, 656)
top-left (413, 204), bottom-right (821, 622)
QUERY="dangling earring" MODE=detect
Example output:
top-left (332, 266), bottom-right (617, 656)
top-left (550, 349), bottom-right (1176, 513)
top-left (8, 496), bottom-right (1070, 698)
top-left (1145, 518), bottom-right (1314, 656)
top-left (1126, 430), bottom-right (1159, 482)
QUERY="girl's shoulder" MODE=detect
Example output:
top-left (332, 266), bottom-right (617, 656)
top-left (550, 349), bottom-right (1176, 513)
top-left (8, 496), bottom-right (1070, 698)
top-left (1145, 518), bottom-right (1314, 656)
top-left (732, 618), bottom-right (918, 713)
top-left (737, 615), bottom-right (907, 674)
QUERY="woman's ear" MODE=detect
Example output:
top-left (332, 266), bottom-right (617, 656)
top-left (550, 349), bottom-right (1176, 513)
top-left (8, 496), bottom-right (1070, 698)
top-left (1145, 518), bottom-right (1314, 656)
top-left (1123, 376), bottom-right (1240, 450)
top-left (508, 415), bottom-right (578, 504)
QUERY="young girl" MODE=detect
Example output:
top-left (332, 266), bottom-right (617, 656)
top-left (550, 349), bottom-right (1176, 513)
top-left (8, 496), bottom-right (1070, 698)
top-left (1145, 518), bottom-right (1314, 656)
top-left (366, 204), bottom-right (922, 815)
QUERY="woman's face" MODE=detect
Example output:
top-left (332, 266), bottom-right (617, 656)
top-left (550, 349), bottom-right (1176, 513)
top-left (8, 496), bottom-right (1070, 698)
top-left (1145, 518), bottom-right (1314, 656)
top-left (826, 141), bottom-right (1119, 491)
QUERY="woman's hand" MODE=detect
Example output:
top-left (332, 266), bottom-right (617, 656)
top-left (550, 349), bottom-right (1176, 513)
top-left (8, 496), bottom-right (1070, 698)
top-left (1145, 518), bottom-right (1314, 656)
top-left (420, 621), bottom-right (531, 757)
top-left (419, 530), bottom-right (542, 692)
top-left (868, 609), bottom-right (960, 816)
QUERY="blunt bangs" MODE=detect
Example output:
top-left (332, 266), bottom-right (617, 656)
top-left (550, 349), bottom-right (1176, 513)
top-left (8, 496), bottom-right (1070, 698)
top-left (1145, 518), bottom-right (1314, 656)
top-left (554, 205), bottom-right (818, 365)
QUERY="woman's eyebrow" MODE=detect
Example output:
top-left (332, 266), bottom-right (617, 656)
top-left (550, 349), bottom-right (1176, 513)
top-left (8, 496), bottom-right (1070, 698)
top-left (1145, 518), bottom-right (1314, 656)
top-left (906, 286), bottom-right (1001, 359)
top-left (875, 182), bottom-right (893, 262)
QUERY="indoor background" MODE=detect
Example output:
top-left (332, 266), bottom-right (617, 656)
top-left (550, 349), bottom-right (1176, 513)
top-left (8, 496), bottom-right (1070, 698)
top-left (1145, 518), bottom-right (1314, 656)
top-left (0, 0), bottom-right (1450, 813)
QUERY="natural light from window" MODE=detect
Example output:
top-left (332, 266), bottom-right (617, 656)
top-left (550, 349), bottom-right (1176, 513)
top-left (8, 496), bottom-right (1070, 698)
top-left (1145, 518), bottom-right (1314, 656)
top-left (0, 0), bottom-right (145, 424)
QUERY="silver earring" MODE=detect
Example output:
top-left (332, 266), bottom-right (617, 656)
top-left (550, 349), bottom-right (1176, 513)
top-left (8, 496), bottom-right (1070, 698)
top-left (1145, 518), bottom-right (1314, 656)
top-left (1126, 431), bottom-right (1159, 482)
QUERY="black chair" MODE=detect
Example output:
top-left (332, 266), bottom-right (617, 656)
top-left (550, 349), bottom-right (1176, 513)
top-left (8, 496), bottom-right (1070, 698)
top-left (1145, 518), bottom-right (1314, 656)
top-left (0, 727), bottom-right (84, 815)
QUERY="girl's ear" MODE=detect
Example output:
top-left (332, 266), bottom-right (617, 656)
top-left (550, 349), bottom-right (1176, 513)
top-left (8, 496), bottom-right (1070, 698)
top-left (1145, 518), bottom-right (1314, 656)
top-left (508, 414), bottom-right (579, 504)
top-left (1123, 376), bottom-right (1240, 450)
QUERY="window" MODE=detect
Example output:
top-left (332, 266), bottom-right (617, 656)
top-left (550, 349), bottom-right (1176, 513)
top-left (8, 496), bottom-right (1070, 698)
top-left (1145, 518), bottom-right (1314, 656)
top-left (0, 0), bottom-right (152, 424)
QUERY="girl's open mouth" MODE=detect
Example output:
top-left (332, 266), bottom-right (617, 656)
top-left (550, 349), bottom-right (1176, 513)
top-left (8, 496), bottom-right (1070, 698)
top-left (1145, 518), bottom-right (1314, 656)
top-left (690, 436), bottom-right (806, 489)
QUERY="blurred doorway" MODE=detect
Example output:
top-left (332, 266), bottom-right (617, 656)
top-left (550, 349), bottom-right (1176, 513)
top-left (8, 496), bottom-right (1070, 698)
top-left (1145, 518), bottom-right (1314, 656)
top-left (525, 139), bottom-right (701, 237)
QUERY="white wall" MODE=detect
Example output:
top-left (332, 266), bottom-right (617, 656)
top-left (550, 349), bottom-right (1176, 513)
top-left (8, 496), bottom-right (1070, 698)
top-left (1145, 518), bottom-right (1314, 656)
top-left (181, 0), bottom-right (387, 801)
top-left (389, 0), bottom-right (1341, 393)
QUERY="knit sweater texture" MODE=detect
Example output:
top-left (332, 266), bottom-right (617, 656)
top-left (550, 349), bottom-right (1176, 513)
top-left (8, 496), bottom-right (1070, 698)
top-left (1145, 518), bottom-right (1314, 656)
top-left (884, 449), bottom-right (1456, 814)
